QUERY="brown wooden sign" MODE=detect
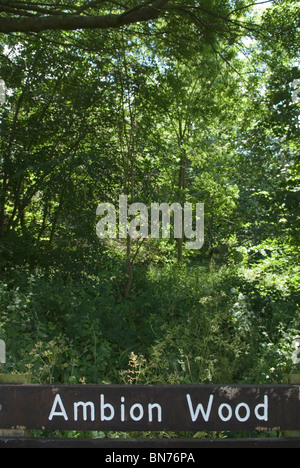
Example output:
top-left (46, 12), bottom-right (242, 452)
top-left (0, 384), bottom-right (300, 432)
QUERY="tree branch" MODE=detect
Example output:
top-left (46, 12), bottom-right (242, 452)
top-left (0, 0), bottom-right (170, 33)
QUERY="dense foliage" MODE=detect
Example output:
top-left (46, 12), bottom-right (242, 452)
top-left (0, 0), bottom-right (299, 439)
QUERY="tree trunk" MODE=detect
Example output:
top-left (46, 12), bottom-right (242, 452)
top-left (123, 235), bottom-right (133, 298)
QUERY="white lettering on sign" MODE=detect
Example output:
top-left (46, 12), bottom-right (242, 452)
top-left (100, 394), bottom-right (162, 422)
top-left (48, 393), bottom-right (162, 423)
top-left (186, 393), bottom-right (268, 423)
top-left (47, 392), bottom-right (270, 426)
top-left (48, 394), bottom-right (68, 421)
top-left (100, 393), bottom-right (114, 421)
top-left (186, 394), bottom-right (213, 422)
top-left (74, 401), bottom-right (95, 421)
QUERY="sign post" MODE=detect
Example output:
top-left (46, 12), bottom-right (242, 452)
top-left (0, 340), bottom-right (31, 436)
top-left (284, 374), bottom-right (300, 437)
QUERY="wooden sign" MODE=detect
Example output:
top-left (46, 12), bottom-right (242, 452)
top-left (0, 384), bottom-right (300, 432)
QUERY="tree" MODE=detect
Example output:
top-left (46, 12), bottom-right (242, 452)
top-left (233, 0), bottom-right (300, 250)
top-left (107, 32), bottom-right (164, 296)
top-left (0, 33), bottom-right (117, 240)
top-left (0, 0), bottom-right (263, 46)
